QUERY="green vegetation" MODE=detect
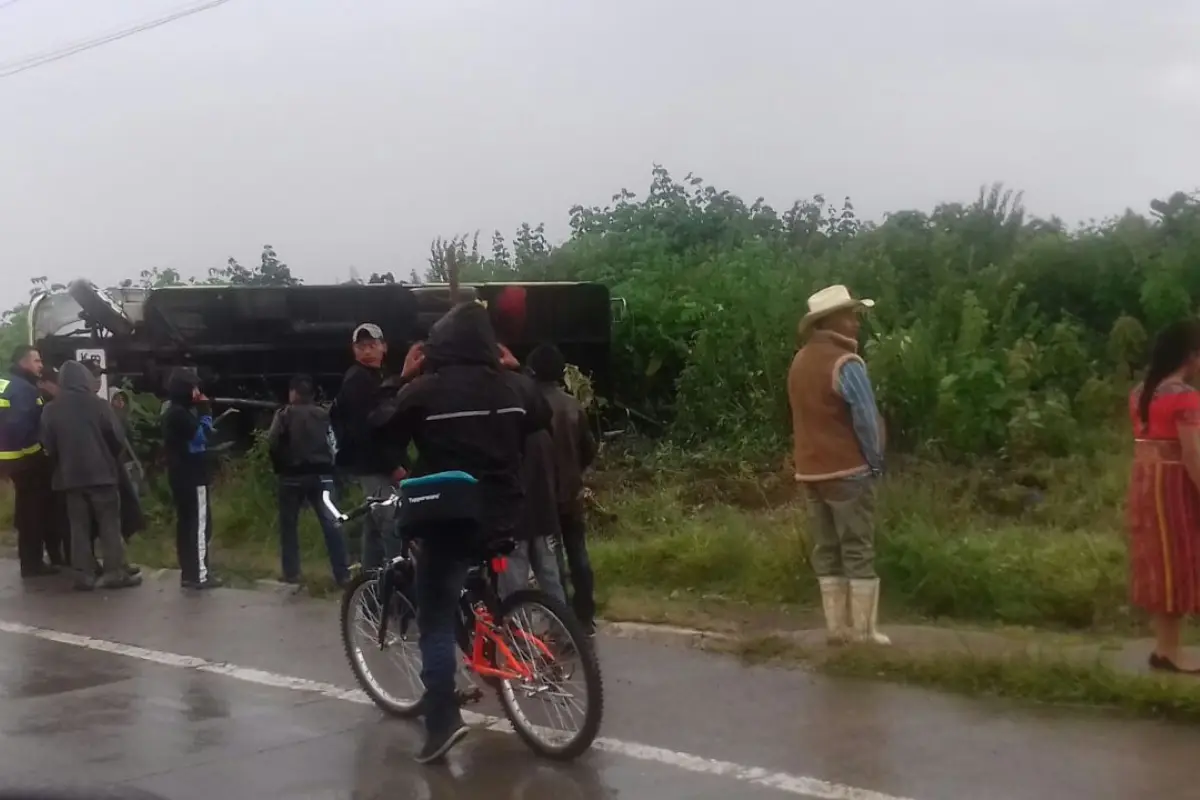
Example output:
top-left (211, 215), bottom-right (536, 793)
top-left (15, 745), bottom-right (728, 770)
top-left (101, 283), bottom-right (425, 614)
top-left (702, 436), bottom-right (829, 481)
top-left (6, 169), bottom-right (1200, 711)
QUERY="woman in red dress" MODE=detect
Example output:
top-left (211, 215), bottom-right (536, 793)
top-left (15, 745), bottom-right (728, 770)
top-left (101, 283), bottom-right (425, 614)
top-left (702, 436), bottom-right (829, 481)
top-left (1128, 319), bottom-right (1200, 673)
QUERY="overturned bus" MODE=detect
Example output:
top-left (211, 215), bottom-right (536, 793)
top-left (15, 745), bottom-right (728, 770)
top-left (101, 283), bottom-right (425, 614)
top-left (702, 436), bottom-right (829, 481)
top-left (30, 280), bottom-right (614, 404)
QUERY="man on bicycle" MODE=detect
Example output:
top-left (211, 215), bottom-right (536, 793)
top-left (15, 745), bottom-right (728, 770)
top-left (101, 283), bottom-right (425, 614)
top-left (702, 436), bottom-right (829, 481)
top-left (370, 301), bottom-right (551, 764)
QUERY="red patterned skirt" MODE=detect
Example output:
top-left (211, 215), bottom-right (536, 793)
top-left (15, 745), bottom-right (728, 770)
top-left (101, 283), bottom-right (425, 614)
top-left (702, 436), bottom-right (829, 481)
top-left (1127, 440), bottom-right (1200, 615)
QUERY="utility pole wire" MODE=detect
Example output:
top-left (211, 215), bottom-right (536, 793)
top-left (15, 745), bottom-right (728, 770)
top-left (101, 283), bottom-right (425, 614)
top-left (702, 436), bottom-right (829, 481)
top-left (0, 0), bottom-right (233, 79)
top-left (0, 0), bottom-right (27, 11)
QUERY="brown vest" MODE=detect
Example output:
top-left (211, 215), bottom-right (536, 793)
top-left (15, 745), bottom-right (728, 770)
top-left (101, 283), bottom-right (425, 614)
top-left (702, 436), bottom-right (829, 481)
top-left (788, 330), bottom-right (871, 481)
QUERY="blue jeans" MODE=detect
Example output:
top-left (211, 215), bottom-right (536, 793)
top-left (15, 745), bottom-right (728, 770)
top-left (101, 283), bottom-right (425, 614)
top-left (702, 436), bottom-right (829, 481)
top-left (415, 539), bottom-right (470, 734)
top-left (278, 475), bottom-right (350, 584)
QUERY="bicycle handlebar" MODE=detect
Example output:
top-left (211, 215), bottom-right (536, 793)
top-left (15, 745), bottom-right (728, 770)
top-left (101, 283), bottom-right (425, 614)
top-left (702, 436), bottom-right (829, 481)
top-left (320, 487), bottom-right (400, 525)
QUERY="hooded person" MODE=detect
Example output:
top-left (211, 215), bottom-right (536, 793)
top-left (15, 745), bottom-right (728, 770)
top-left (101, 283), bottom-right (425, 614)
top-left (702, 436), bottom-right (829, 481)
top-left (369, 301), bottom-right (551, 764)
top-left (161, 367), bottom-right (220, 590)
top-left (39, 360), bottom-right (141, 590)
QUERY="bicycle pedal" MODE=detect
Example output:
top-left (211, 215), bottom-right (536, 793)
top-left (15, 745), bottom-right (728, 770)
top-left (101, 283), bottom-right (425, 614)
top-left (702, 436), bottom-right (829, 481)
top-left (456, 688), bottom-right (484, 706)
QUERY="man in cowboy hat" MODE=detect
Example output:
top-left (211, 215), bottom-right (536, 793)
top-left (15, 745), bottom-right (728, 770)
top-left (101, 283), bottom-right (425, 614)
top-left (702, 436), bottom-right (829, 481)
top-left (788, 284), bottom-right (889, 646)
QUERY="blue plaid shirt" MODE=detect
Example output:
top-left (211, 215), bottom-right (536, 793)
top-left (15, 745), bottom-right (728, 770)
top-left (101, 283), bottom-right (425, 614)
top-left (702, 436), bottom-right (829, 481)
top-left (837, 360), bottom-right (884, 475)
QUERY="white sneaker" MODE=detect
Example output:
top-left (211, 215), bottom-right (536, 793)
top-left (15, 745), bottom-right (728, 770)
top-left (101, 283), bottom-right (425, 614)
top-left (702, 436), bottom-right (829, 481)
top-left (848, 578), bottom-right (891, 645)
top-left (818, 576), bottom-right (850, 644)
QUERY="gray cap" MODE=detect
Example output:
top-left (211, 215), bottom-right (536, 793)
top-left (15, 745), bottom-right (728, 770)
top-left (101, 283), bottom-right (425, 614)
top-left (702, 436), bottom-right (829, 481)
top-left (352, 323), bottom-right (384, 344)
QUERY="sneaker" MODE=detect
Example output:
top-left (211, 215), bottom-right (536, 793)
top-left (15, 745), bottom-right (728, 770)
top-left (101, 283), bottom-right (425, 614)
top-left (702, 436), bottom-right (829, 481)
top-left (181, 576), bottom-right (224, 590)
top-left (414, 722), bottom-right (469, 764)
top-left (280, 574), bottom-right (302, 585)
top-left (97, 572), bottom-right (142, 590)
top-left (95, 564), bottom-right (143, 579)
top-left (21, 563), bottom-right (60, 578)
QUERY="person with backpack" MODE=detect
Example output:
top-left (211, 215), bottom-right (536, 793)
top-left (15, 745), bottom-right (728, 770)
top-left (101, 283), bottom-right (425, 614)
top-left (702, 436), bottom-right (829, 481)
top-left (268, 374), bottom-right (350, 587)
top-left (331, 323), bottom-right (408, 570)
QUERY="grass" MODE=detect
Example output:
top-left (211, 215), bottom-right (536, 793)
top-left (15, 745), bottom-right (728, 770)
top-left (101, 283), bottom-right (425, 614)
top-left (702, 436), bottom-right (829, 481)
top-left (8, 433), bottom-right (1191, 719)
top-left (587, 437), bottom-right (1132, 632)
top-left (1, 436), bottom-right (1135, 629)
top-left (724, 637), bottom-right (1200, 725)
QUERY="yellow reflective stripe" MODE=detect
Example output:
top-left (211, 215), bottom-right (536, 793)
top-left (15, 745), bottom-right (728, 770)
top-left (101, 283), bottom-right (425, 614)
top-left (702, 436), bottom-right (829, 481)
top-left (0, 379), bottom-right (8, 393)
top-left (0, 443), bottom-right (41, 460)
top-left (0, 399), bottom-right (8, 408)
top-left (36, 398), bottom-right (42, 406)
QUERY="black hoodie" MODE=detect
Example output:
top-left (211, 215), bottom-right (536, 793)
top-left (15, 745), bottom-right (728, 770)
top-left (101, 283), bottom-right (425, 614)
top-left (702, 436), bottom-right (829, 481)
top-left (161, 368), bottom-right (213, 486)
top-left (370, 302), bottom-right (551, 537)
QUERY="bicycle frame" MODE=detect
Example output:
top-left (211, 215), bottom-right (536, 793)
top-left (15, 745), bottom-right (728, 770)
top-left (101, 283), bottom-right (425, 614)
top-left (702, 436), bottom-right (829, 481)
top-left (372, 549), bottom-right (556, 684)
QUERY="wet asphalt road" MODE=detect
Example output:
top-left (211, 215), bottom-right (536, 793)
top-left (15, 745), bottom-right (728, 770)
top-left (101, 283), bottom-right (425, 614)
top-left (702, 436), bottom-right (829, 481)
top-left (0, 566), bottom-right (1198, 799)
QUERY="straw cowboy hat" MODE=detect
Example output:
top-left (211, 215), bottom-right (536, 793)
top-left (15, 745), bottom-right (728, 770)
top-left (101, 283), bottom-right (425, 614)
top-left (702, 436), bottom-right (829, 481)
top-left (797, 285), bottom-right (875, 337)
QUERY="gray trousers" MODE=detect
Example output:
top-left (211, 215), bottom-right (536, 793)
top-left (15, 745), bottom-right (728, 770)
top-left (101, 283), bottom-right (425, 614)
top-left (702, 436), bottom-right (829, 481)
top-left (497, 537), bottom-right (566, 604)
top-left (66, 486), bottom-right (126, 580)
top-left (804, 476), bottom-right (878, 580)
top-left (357, 475), bottom-right (396, 570)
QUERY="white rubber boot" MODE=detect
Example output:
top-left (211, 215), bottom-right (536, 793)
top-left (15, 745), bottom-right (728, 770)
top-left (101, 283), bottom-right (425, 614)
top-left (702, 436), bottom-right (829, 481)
top-left (848, 578), bottom-right (891, 645)
top-left (818, 576), bottom-right (850, 644)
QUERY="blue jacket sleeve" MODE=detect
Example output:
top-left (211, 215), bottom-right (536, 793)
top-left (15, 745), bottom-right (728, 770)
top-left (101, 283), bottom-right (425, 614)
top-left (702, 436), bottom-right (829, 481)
top-left (837, 360), bottom-right (884, 475)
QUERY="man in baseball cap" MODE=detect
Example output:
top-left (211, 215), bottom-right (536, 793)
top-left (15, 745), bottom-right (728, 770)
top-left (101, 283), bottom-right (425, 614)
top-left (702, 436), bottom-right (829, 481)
top-left (332, 322), bottom-right (406, 571)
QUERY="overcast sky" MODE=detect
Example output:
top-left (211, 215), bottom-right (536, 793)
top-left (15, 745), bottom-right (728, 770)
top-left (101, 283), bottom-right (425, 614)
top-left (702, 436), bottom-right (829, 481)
top-left (1, 0), bottom-right (1197, 311)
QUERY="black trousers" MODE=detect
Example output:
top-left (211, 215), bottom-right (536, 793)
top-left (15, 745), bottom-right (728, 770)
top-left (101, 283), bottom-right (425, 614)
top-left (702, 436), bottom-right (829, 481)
top-left (558, 511), bottom-right (596, 627)
top-left (12, 457), bottom-right (55, 572)
top-left (171, 480), bottom-right (213, 584)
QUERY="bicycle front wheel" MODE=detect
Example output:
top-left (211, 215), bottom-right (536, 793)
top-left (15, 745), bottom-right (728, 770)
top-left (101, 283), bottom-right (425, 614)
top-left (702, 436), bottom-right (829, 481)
top-left (340, 571), bottom-right (425, 718)
top-left (493, 589), bottom-right (604, 760)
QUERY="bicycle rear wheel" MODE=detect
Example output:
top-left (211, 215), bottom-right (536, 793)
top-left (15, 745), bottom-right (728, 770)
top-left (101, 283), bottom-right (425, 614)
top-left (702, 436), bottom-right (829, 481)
top-left (340, 570), bottom-right (425, 718)
top-left (493, 589), bottom-right (603, 760)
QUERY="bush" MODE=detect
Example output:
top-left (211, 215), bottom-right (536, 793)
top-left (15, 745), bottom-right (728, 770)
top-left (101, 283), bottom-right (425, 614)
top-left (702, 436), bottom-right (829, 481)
top-left (530, 173), bottom-right (1198, 461)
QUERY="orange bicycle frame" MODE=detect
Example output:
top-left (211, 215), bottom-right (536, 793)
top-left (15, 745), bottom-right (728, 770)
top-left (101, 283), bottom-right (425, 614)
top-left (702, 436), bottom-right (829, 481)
top-left (464, 557), bottom-right (557, 680)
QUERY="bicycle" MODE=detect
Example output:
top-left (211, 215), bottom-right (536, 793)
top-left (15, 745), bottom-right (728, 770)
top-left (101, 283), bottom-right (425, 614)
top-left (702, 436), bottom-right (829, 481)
top-left (327, 472), bottom-right (604, 761)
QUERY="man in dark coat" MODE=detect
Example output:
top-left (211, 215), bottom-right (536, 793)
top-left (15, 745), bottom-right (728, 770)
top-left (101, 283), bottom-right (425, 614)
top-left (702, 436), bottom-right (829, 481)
top-left (527, 343), bottom-right (599, 633)
top-left (3, 346), bottom-right (58, 577)
top-left (370, 302), bottom-right (551, 764)
top-left (331, 323), bottom-right (407, 570)
top-left (494, 346), bottom-right (566, 604)
top-left (39, 361), bottom-right (140, 590)
top-left (268, 374), bottom-right (349, 586)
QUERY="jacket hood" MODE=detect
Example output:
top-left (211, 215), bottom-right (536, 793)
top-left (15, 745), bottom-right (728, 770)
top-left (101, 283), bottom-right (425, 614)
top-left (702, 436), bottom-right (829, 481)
top-left (59, 360), bottom-right (96, 394)
top-left (423, 302), bottom-right (501, 371)
top-left (166, 367), bottom-right (201, 405)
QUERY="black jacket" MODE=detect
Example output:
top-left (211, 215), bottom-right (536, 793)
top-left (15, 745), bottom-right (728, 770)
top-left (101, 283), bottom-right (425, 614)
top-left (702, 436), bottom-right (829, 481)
top-left (39, 361), bottom-right (126, 492)
top-left (370, 302), bottom-right (551, 538)
top-left (161, 369), bottom-right (212, 487)
top-left (267, 402), bottom-right (335, 476)
top-left (333, 363), bottom-right (405, 475)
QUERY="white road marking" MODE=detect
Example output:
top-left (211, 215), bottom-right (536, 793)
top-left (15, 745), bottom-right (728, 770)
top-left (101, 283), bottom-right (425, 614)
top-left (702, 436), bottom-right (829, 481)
top-left (0, 619), bottom-right (917, 800)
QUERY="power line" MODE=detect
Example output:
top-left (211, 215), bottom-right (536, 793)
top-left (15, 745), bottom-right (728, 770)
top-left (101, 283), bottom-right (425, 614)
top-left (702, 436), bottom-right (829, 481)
top-left (0, 0), bottom-right (28, 11)
top-left (0, 0), bottom-right (233, 80)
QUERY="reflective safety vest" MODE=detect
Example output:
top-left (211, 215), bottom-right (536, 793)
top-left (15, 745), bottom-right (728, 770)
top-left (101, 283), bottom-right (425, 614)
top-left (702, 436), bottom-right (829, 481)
top-left (0, 374), bottom-right (44, 463)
